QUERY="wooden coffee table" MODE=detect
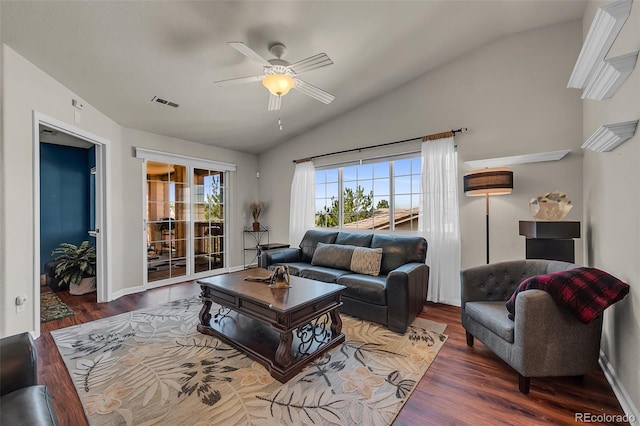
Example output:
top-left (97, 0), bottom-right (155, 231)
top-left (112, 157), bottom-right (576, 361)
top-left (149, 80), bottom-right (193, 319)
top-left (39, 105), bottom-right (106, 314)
top-left (197, 268), bottom-right (346, 382)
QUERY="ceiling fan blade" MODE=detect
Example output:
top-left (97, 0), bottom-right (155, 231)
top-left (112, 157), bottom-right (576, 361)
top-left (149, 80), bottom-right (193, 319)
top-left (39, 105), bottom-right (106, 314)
top-left (228, 42), bottom-right (272, 67)
top-left (213, 75), bottom-right (263, 87)
top-left (294, 79), bottom-right (335, 104)
top-left (268, 94), bottom-right (282, 111)
top-left (287, 53), bottom-right (333, 75)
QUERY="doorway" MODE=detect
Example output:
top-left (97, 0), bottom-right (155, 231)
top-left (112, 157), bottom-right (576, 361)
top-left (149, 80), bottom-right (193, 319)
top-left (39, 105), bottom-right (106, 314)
top-left (32, 112), bottom-right (111, 338)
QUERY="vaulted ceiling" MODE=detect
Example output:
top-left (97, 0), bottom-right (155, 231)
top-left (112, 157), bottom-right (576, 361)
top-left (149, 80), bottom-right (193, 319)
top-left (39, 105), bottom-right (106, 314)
top-left (2, 1), bottom-right (586, 154)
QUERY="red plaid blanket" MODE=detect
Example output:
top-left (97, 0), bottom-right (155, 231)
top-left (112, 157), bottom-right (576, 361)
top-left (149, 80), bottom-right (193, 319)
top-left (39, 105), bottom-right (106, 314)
top-left (506, 267), bottom-right (630, 323)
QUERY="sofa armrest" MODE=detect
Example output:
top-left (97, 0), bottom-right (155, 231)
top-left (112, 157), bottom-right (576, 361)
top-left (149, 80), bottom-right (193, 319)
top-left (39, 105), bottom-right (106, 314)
top-left (0, 332), bottom-right (38, 396)
top-left (386, 262), bottom-right (429, 333)
top-left (259, 247), bottom-right (302, 268)
top-left (513, 289), bottom-right (602, 377)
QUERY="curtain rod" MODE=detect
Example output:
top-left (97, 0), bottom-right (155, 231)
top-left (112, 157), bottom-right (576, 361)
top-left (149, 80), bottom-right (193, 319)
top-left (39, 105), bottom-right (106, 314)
top-left (293, 128), bottom-right (468, 164)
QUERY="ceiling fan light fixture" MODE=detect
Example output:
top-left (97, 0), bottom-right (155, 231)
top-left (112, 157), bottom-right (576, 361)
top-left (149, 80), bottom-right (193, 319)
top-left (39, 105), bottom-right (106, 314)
top-left (262, 74), bottom-right (295, 96)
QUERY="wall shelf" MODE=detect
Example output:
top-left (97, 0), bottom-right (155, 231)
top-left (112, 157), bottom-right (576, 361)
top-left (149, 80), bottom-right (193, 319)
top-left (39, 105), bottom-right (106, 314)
top-left (582, 51), bottom-right (638, 100)
top-left (567, 0), bottom-right (632, 90)
top-left (464, 149), bottom-right (571, 169)
top-left (581, 120), bottom-right (638, 152)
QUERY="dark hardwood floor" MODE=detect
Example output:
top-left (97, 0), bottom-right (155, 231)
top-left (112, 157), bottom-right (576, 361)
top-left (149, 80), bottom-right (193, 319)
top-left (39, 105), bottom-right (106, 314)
top-left (37, 283), bottom-right (627, 425)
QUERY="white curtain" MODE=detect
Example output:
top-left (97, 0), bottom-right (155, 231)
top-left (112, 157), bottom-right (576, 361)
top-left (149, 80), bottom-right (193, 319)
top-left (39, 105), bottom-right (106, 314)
top-left (419, 136), bottom-right (461, 306)
top-left (289, 161), bottom-right (316, 247)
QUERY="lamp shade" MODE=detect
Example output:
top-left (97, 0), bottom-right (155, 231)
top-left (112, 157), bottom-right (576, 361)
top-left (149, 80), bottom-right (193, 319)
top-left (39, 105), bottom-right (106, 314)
top-left (464, 167), bottom-right (513, 196)
top-left (262, 74), bottom-right (295, 96)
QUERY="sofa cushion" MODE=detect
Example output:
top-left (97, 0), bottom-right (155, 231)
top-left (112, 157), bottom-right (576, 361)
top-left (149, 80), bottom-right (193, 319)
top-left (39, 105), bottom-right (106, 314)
top-left (371, 234), bottom-right (427, 275)
top-left (350, 247), bottom-right (383, 276)
top-left (299, 230), bottom-right (339, 263)
top-left (311, 242), bottom-right (354, 271)
top-left (335, 232), bottom-right (373, 247)
top-left (300, 266), bottom-right (350, 283)
top-left (465, 301), bottom-right (514, 343)
top-left (337, 274), bottom-right (387, 305)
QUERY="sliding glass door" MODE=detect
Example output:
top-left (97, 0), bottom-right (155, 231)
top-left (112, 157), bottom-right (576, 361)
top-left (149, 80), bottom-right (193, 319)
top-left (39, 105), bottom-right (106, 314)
top-left (193, 169), bottom-right (225, 274)
top-left (139, 148), bottom-right (233, 286)
top-left (146, 162), bottom-right (189, 282)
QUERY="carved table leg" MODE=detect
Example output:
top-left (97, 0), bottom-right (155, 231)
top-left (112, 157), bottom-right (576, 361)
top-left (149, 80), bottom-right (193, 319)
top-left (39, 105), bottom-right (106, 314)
top-left (275, 331), bottom-right (293, 367)
top-left (199, 299), bottom-right (212, 327)
top-left (330, 307), bottom-right (343, 337)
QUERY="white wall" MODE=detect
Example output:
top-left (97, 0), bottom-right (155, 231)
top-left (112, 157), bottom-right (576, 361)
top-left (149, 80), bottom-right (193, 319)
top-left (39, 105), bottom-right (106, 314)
top-left (0, 45), bottom-right (258, 337)
top-left (259, 20), bottom-right (584, 269)
top-left (582, 0), bottom-right (640, 417)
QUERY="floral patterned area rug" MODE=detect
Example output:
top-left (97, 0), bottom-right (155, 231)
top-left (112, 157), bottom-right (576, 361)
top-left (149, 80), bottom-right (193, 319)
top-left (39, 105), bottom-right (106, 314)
top-left (52, 297), bottom-right (447, 426)
top-left (41, 291), bottom-right (75, 322)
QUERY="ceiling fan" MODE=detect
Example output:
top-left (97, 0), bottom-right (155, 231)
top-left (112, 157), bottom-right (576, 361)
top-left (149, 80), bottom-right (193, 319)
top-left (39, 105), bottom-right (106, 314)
top-left (214, 42), bottom-right (335, 111)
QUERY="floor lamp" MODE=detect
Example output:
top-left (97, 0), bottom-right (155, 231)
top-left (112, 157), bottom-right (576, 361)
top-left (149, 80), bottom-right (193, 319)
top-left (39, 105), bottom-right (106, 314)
top-left (463, 167), bottom-right (514, 264)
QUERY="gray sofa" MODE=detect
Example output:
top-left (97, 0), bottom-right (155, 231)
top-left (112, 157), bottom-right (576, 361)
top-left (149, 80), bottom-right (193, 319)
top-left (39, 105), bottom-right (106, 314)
top-left (461, 259), bottom-right (603, 394)
top-left (259, 229), bottom-right (429, 333)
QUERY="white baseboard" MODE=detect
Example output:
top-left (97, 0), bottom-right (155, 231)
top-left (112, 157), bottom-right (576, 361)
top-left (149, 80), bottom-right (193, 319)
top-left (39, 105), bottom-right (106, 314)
top-left (110, 284), bottom-right (146, 301)
top-left (599, 350), bottom-right (640, 425)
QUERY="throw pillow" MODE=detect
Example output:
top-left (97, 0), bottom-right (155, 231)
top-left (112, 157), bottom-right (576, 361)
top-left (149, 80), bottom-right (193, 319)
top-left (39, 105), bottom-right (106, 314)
top-left (505, 267), bottom-right (630, 323)
top-left (311, 242), bottom-right (355, 271)
top-left (350, 247), bottom-right (383, 276)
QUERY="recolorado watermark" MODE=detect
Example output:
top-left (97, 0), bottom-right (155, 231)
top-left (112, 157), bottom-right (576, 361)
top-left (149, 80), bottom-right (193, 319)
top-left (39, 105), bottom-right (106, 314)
top-left (575, 412), bottom-right (636, 423)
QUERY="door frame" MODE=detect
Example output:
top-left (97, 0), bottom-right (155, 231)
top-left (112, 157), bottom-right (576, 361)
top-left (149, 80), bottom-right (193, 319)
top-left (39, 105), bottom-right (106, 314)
top-left (32, 111), bottom-right (112, 337)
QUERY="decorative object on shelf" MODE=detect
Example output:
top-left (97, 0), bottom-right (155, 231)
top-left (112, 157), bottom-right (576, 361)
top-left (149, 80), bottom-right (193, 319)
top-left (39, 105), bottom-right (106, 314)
top-left (464, 168), bottom-right (514, 264)
top-left (464, 149), bottom-right (571, 169)
top-left (529, 190), bottom-right (573, 221)
top-left (581, 120), bottom-right (638, 152)
top-left (51, 241), bottom-right (97, 295)
top-left (582, 51), bottom-right (639, 100)
top-left (250, 201), bottom-right (266, 231)
top-left (567, 0), bottom-right (632, 90)
top-left (268, 265), bottom-right (291, 288)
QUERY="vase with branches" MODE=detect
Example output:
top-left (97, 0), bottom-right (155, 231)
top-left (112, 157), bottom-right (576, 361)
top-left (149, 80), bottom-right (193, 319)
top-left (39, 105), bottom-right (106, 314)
top-left (250, 201), bottom-right (265, 231)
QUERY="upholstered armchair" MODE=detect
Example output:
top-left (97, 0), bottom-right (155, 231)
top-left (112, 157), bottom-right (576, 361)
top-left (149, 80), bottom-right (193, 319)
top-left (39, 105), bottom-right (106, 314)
top-left (0, 332), bottom-right (60, 425)
top-left (460, 259), bottom-right (603, 394)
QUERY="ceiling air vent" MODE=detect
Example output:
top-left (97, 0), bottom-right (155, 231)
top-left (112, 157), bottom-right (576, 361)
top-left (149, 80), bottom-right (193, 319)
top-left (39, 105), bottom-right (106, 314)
top-left (151, 96), bottom-right (179, 108)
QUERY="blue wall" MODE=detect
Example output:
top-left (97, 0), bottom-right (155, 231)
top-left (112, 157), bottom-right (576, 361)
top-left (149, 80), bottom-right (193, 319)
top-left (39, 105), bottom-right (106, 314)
top-left (40, 143), bottom-right (92, 273)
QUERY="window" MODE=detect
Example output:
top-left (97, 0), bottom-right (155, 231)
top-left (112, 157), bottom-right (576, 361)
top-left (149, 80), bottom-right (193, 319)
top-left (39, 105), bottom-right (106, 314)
top-left (315, 156), bottom-right (421, 231)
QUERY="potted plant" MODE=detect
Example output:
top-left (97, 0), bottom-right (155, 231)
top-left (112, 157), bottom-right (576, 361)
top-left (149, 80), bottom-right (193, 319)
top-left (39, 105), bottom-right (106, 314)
top-left (52, 241), bottom-right (97, 295)
top-left (249, 201), bottom-right (265, 231)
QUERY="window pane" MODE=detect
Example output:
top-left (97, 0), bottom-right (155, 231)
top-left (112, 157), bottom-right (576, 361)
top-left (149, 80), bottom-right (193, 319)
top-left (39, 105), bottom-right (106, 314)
top-left (395, 176), bottom-right (411, 194)
top-left (326, 182), bottom-right (339, 199)
top-left (373, 179), bottom-right (389, 196)
top-left (373, 162), bottom-right (389, 178)
top-left (357, 164), bottom-right (373, 179)
top-left (394, 159), bottom-right (411, 176)
top-left (326, 169), bottom-right (339, 182)
top-left (343, 165), bottom-right (357, 181)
